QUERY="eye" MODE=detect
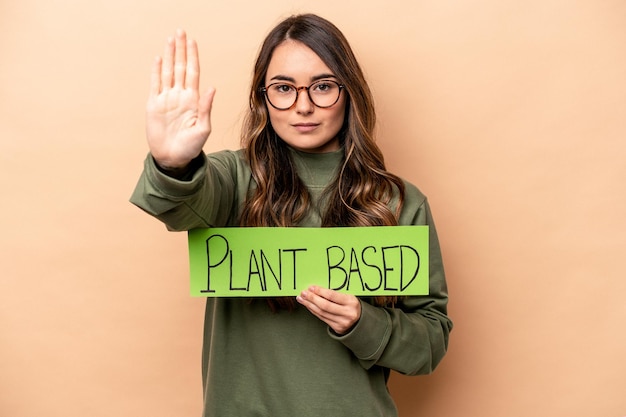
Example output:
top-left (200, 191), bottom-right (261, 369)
top-left (271, 84), bottom-right (295, 94)
top-left (312, 81), bottom-right (337, 94)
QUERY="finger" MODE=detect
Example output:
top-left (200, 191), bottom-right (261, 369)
top-left (298, 288), bottom-right (341, 316)
top-left (297, 293), bottom-right (335, 322)
top-left (149, 56), bottom-right (162, 97)
top-left (304, 286), bottom-right (361, 326)
top-left (309, 286), bottom-right (344, 304)
top-left (296, 295), bottom-right (348, 333)
top-left (185, 38), bottom-right (200, 91)
top-left (161, 36), bottom-right (175, 89)
top-left (174, 29), bottom-right (187, 88)
top-left (308, 286), bottom-right (358, 313)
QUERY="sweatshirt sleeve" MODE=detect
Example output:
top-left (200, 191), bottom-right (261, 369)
top-left (329, 198), bottom-right (453, 375)
top-left (129, 151), bottom-right (243, 230)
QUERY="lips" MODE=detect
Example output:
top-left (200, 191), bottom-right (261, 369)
top-left (292, 122), bottom-right (320, 133)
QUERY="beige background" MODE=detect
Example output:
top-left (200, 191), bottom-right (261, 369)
top-left (1, 0), bottom-right (625, 416)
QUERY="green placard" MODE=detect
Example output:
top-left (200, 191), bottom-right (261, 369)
top-left (188, 226), bottom-right (429, 297)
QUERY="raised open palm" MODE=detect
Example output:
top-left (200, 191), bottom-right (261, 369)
top-left (146, 29), bottom-right (216, 170)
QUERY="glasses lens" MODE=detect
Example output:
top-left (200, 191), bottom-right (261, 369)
top-left (266, 84), bottom-right (297, 110)
top-left (309, 80), bottom-right (341, 108)
top-left (265, 80), bottom-right (341, 109)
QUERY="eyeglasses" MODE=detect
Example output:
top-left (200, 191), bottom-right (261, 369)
top-left (261, 80), bottom-right (344, 110)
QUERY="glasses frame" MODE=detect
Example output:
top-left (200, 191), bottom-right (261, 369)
top-left (260, 80), bottom-right (345, 110)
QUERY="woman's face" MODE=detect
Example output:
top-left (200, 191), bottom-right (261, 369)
top-left (264, 40), bottom-right (346, 153)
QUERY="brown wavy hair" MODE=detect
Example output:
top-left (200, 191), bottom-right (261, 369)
top-left (239, 14), bottom-right (406, 310)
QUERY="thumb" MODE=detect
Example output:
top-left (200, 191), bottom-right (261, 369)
top-left (197, 86), bottom-right (216, 130)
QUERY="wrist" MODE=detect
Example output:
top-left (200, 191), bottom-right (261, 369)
top-left (153, 154), bottom-right (202, 180)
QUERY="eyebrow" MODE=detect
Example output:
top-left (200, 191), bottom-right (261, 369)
top-left (269, 73), bottom-right (338, 83)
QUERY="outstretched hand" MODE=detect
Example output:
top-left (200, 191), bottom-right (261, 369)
top-left (297, 286), bottom-right (362, 335)
top-left (146, 29), bottom-right (216, 170)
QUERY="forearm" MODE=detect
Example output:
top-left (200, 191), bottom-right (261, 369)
top-left (331, 195), bottom-right (453, 375)
top-left (129, 152), bottom-right (235, 230)
top-left (330, 292), bottom-right (452, 375)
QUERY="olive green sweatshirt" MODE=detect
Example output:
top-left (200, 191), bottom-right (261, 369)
top-left (130, 148), bottom-right (452, 417)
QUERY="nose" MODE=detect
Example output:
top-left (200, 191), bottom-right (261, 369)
top-left (294, 86), bottom-right (314, 114)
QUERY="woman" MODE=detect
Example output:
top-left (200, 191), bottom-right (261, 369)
top-left (131, 13), bottom-right (452, 417)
